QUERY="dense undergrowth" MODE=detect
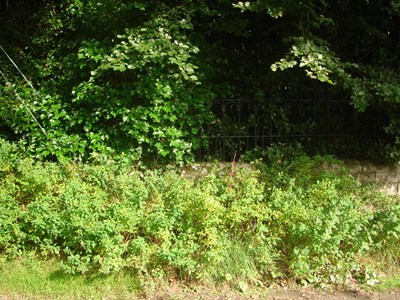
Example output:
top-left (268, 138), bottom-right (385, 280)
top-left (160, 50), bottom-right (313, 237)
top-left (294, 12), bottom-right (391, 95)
top-left (0, 139), bottom-right (399, 288)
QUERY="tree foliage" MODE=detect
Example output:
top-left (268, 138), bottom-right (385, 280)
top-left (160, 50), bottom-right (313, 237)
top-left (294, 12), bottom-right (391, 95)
top-left (1, 0), bottom-right (400, 161)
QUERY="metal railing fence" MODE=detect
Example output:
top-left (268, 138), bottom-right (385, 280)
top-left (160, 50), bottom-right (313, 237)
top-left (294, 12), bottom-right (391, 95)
top-left (196, 98), bottom-right (386, 161)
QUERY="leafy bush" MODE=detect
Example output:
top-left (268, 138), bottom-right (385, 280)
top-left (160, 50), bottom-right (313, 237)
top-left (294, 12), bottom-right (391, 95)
top-left (0, 3), bottom-right (213, 164)
top-left (0, 139), bottom-right (399, 286)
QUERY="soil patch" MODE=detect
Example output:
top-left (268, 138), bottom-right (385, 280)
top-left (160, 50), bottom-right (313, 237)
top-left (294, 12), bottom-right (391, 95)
top-left (144, 284), bottom-right (400, 300)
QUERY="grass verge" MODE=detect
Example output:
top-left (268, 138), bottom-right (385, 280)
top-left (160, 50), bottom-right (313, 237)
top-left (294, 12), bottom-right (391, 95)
top-left (0, 255), bottom-right (140, 299)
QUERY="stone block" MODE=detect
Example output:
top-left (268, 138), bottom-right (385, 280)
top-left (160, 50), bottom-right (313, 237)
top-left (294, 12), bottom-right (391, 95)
top-left (379, 183), bottom-right (398, 195)
top-left (375, 165), bottom-right (390, 173)
top-left (387, 171), bottom-right (400, 183)
top-left (357, 173), bottom-right (376, 183)
top-left (375, 171), bottom-right (389, 182)
top-left (200, 168), bottom-right (209, 176)
top-left (362, 162), bottom-right (378, 173)
top-left (344, 160), bottom-right (362, 173)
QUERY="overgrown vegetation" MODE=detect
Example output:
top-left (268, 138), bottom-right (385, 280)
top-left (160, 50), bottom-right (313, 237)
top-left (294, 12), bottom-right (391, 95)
top-left (1, 139), bottom-right (399, 288)
top-left (1, 2), bottom-right (400, 297)
top-left (1, 1), bottom-right (400, 162)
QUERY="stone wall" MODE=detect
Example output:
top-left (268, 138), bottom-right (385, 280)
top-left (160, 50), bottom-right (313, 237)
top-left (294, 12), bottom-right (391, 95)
top-left (182, 161), bottom-right (400, 196)
top-left (181, 162), bottom-right (252, 179)
top-left (343, 161), bottom-right (400, 195)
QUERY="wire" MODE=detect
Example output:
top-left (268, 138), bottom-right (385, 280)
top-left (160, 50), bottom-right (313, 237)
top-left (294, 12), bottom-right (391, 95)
top-left (0, 44), bottom-right (41, 98)
top-left (0, 44), bottom-right (47, 135)
top-left (0, 68), bottom-right (47, 135)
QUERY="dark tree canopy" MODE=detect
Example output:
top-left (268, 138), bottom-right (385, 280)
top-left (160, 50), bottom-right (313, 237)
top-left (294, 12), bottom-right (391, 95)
top-left (1, 0), bottom-right (400, 162)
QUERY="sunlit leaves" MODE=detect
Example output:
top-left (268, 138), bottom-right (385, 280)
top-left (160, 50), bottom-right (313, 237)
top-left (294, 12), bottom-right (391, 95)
top-left (271, 38), bottom-right (349, 85)
top-left (55, 5), bottom-right (212, 163)
top-left (233, 0), bottom-right (284, 18)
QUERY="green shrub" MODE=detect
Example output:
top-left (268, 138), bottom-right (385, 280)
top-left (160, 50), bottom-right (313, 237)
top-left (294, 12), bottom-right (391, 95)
top-left (0, 139), bottom-right (400, 287)
top-left (267, 179), bottom-right (373, 284)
